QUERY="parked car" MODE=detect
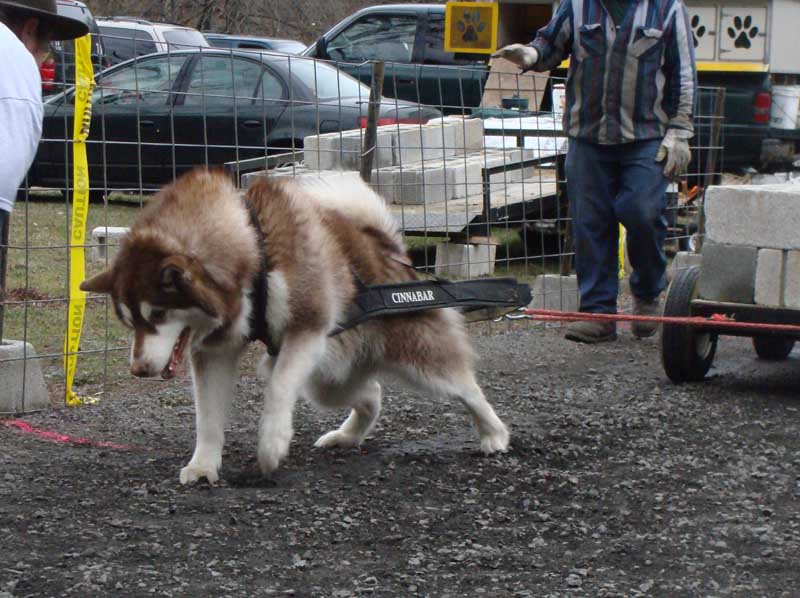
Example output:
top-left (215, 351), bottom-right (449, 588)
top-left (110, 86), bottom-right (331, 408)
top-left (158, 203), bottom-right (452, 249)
top-left (30, 49), bottom-right (440, 193)
top-left (97, 17), bottom-right (208, 65)
top-left (302, 4), bottom-right (490, 114)
top-left (40, 0), bottom-right (106, 96)
top-left (204, 33), bottom-right (306, 54)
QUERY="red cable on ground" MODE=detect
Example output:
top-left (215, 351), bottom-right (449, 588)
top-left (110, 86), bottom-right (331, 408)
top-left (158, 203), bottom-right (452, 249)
top-left (524, 308), bottom-right (800, 334)
top-left (1, 419), bottom-right (142, 451)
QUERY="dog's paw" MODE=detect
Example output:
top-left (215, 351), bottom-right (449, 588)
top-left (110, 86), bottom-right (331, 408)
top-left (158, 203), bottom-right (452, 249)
top-left (314, 429), bottom-right (361, 449)
top-left (480, 426), bottom-right (510, 455)
top-left (179, 461), bottom-right (220, 485)
top-left (257, 437), bottom-right (290, 475)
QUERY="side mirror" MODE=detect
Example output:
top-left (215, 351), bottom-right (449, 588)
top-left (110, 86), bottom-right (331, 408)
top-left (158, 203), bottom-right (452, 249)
top-left (315, 36), bottom-right (328, 59)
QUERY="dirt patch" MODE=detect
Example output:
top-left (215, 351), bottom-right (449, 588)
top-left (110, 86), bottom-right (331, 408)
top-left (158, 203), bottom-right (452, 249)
top-left (1, 322), bottom-right (799, 597)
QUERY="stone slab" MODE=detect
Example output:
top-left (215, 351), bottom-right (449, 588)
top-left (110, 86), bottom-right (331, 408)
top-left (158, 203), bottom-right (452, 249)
top-left (91, 226), bottom-right (129, 263)
top-left (697, 242), bottom-right (758, 304)
top-left (705, 184), bottom-right (800, 249)
top-left (0, 340), bottom-right (49, 413)
top-left (434, 242), bottom-right (496, 278)
top-left (783, 251), bottom-right (800, 309)
top-left (754, 248), bottom-right (784, 307)
top-left (303, 129), bottom-right (394, 171)
top-left (527, 274), bottom-right (579, 312)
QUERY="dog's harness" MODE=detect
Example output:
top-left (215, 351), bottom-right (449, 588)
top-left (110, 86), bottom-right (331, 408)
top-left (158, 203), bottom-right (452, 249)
top-left (244, 198), bottom-right (278, 355)
top-left (243, 197), bottom-right (532, 356)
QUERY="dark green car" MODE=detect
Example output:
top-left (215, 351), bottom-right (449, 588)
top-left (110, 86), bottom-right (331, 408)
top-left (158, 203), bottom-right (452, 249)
top-left (303, 3), bottom-right (491, 115)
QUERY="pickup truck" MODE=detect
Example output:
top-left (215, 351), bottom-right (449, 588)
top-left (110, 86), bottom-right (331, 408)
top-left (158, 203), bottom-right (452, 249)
top-left (302, 3), bottom-right (490, 114)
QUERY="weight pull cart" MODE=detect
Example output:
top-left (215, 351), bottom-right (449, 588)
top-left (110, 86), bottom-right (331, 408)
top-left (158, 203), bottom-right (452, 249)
top-left (660, 266), bottom-right (800, 383)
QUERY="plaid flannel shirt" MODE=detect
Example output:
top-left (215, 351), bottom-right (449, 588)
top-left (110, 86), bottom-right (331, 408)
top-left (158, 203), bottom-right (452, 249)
top-left (530, 0), bottom-right (696, 144)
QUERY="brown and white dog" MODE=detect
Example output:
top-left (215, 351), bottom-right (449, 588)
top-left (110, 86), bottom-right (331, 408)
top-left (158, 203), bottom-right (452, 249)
top-left (81, 168), bottom-right (509, 484)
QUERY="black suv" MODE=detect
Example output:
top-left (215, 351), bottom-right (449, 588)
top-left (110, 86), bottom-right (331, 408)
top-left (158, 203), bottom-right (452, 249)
top-left (303, 4), bottom-right (490, 114)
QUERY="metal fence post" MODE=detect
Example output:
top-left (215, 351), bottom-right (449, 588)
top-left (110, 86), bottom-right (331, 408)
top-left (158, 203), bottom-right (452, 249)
top-left (0, 210), bottom-right (9, 343)
top-left (360, 61), bottom-right (385, 183)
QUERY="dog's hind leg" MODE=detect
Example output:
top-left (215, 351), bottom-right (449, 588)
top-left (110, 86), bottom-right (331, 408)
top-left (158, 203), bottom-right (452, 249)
top-left (180, 348), bottom-right (242, 485)
top-left (386, 312), bottom-right (510, 454)
top-left (313, 379), bottom-right (382, 449)
top-left (257, 331), bottom-right (327, 475)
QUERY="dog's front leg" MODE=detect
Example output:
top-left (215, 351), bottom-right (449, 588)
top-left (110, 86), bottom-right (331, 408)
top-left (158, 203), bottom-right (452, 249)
top-left (180, 348), bottom-right (241, 485)
top-left (258, 331), bottom-right (326, 475)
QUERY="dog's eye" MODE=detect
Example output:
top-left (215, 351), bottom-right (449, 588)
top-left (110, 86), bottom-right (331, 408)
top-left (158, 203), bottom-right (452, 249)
top-left (150, 309), bottom-right (167, 324)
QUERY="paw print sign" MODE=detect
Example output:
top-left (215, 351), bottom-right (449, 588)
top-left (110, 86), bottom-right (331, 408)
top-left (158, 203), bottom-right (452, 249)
top-left (444, 1), bottom-right (498, 54)
top-left (687, 6), bottom-right (716, 60)
top-left (719, 7), bottom-right (766, 61)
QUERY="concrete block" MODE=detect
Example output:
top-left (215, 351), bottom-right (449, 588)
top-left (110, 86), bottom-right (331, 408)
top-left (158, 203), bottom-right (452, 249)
top-left (0, 340), bottom-right (50, 413)
top-left (304, 129), bottom-right (394, 171)
top-left (783, 251), bottom-right (800, 309)
top-left (754, 249), bottom-right (784, 306)
top-left (91, 226), bottom-right (129, 263)
top-left (527, 274), bottom-right (579, 312)
top-left (705, 184), bottom-right (800, 249)
top-left (434, 242), bottom-right (496, 278)
top-left (697, 242), bottom-right (758, 303)
top-left (667, 251), bottom-right (703, 283)
top-left (394, 165), bottom-right (456, 205)
top-left (394, 124), bottom-right (446, 166)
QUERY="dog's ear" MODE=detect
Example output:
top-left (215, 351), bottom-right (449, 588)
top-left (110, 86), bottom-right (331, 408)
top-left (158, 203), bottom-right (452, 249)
top-left (159, 255), bottom-right (221, 318)
top-left (80, 269), bottom-right (114, 294)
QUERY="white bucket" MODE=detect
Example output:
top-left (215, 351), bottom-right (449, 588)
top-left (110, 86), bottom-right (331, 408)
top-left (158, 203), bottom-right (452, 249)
top-left (770, 85), bottom-right (800, 129)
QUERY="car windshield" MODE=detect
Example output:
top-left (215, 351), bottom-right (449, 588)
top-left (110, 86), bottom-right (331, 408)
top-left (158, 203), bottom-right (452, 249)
top-left (278, 57), bottom-right (369, 100)
top-left (163, 29), bottom-right (209, 50)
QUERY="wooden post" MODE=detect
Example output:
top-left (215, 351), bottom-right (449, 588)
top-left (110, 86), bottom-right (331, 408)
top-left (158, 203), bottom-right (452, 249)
top-left (697, 87), bottom-right (726, 253)
top-left (360, 61), bottom-right (385, 183)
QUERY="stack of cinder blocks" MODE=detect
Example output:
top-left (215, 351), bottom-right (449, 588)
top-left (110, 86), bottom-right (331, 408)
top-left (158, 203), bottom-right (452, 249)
top-left (700, 184), bottom-right (800, 307)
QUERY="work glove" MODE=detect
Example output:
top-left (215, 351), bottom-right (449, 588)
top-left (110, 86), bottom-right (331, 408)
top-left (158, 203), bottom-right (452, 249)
top-left (656, 128), bottom-right (692, 178)
top-left (491, 44), bottom-right (539, 71)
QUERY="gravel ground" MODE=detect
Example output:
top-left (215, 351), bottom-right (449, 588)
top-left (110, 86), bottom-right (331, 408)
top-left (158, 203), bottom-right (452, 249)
top-left (1, 320), bottom-right (799, 597)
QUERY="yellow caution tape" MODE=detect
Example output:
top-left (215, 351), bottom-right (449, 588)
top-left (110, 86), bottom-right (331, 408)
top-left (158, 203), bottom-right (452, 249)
top-left (618, 224), bottom-right (626, 279)
top-left (64, 34), bottom-right (96, 406)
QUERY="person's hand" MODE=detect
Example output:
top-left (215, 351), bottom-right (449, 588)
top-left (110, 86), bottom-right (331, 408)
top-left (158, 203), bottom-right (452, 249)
top-left (491, 44), bottom-right (539, 70)
top-left (656, 129), bottom-right (692, 178)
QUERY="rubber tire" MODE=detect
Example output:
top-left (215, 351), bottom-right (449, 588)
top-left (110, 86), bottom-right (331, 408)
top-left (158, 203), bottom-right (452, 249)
top-left (752, 336), bottom-right (795, 360)
top-left (661, 266), bottom-right (717, 383)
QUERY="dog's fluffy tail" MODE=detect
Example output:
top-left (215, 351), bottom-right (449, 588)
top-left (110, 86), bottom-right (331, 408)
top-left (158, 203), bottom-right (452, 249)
top-left (293, 173), bottom-right (403, 247)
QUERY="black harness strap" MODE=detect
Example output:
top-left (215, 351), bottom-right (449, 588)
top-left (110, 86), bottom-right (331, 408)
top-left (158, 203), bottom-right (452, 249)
top-left (330, 277), bottom-right (533, 336)
top-left (244, 197), bottom-right (278, 355)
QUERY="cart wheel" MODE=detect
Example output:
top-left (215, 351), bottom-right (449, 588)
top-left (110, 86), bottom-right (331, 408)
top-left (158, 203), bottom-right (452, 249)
top-left (752, 336), bottom-right (796, 360)
top-left (661, 266), bottom-right (717, 383)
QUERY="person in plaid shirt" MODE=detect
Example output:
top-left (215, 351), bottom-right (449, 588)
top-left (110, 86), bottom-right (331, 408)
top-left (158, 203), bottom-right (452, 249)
top-left (494, 0), bottom-right (696, 343)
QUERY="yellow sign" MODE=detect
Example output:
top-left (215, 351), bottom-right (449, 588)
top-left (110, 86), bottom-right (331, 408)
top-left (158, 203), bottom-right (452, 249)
top-left (64, 33), bottom-right (96, 407)
top-left (445, 1), bottom-right (498, 54)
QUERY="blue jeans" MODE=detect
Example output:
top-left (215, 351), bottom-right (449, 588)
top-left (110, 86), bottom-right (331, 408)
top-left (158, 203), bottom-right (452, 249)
top-left (565, 138), bottom-right (668, 313)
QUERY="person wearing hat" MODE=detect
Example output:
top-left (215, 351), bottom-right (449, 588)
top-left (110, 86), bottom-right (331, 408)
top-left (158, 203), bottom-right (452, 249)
top-left (0, 0), bottom-right (88, 337)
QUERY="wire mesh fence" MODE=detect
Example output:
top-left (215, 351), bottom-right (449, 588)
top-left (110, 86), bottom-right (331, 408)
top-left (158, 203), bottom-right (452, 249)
top-left (1, 34), bottom-right (723, 413)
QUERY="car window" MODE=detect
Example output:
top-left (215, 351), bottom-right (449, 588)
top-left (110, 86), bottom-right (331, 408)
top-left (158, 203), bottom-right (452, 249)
top-left (424, 14), bottom-right (483, 66)
top-left (272, 41), bottom-right (306, 54)
top-left (90, 55), bottom-right (188, 105)
top-left (327, 15), bottom-right (417, 63)
top-left (184, 56), bottom-right (263, 106)
top-left (257, 68), bottom-right (285, 101)
top-left (276, 56), bottom-right (369, 100)
top-left (99, 25), bottom-right (157, 63)
top-left (162, 29), bottom-right (208, 50)
top-left (206, 35), bottom-right (233, 48)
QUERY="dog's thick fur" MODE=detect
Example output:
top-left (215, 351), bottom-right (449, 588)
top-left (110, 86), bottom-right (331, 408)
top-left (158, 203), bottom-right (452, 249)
top-left (81, 169), bottom-right (509, 484)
